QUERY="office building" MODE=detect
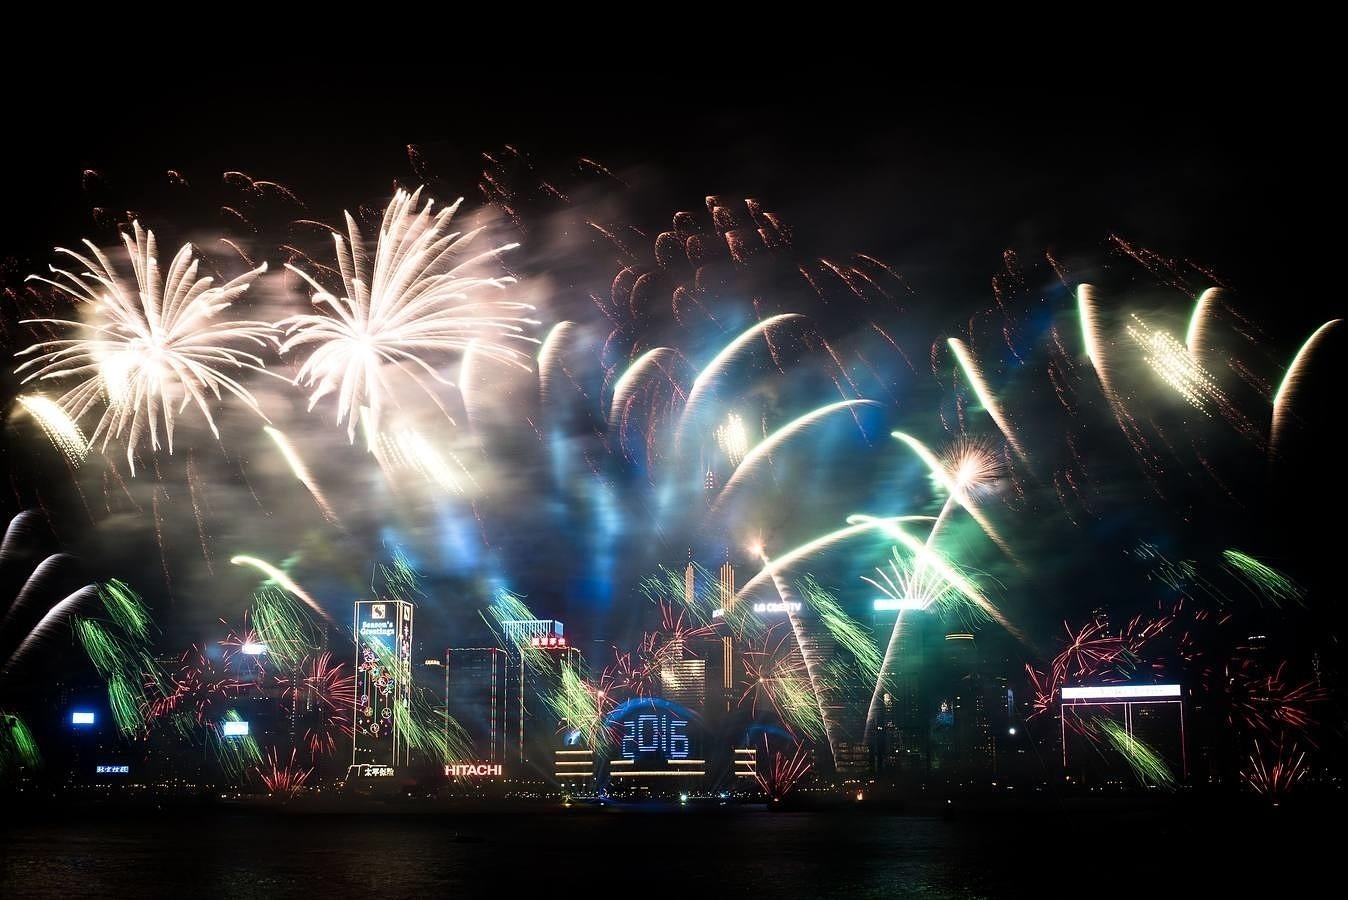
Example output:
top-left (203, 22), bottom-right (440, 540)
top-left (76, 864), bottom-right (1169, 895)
top-left (353, 599), bottom-right (414, 769)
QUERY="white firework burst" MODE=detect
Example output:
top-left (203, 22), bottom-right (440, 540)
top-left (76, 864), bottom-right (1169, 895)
top-left (279, 187), bottom-right (538, 440)
top-left (16, 223), bottom-right (272, 474)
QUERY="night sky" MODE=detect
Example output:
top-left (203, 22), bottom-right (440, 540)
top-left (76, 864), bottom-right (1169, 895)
top-left (2, 71), bottom-right (1343, 669)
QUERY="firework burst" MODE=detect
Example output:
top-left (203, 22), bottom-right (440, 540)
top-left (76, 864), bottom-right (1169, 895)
top-left (280, 187), bottom-right (539, 439)
top-left (256, 747), bottom-right (313, 798)
top-left (17, 223), bottom-right (272, 473)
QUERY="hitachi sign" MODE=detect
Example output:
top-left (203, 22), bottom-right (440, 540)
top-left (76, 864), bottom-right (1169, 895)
top-left (445, 763), bottom-right (503, 777)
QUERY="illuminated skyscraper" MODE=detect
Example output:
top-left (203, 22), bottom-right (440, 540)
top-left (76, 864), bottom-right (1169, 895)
top-left (657, 639), bottom-right (707, 713)
top-left (719, 559), bottom-right (736, 617)
top-left (499, 619), bottom-right (586, 773)
top-left (353, 599), bottom-right (413, 768)
top-left (445, 647), bottom-right (508, 764)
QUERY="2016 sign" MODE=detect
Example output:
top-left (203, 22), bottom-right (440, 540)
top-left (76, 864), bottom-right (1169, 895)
top-left (620, 714), bottom-right (690, 760)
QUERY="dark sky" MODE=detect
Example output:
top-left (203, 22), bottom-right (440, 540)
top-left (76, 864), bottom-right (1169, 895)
top-left (2, 71), bottom-right (1342, 660)
top-left (3, 74), bottom-right (1336, 310)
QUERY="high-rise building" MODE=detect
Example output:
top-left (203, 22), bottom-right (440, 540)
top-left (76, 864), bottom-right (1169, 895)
top-left (657, 639), bottom-right (707, 713)
top-left (499, 619), bottom-right (586, 774)
top-left (353, 599), bottom-right (413, 769)
top-left (932, 632), bottom-right (993, 785)
top-left (873, 610), bottom-right (928, 780)
top-left (445, 647), bottom-right (508, 764)
top-left (719, 559), bottom-right (736, 616)
top-left (502, 618), bottom-right (565, 645)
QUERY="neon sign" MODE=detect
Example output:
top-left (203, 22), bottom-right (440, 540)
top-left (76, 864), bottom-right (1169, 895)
top-left (1061, 684), bottom-right (1181, 701)
top-left (71, 711), bottom-right (95, 725)
top-left (96, 765), bottom-right (129, 774)
top-left (444, 763), bottom-right (503, 777)
top-left (620, 714), bottom-right (690, 760)
top-left (753, 601), bottom-right (801, 614)
top-left (359, 765), bottom-right (395, 777)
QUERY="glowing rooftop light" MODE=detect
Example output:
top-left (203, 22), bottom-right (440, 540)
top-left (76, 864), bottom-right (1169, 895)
top-left (240, 642), bottom-right (268, 656)
top-left (873, 598), bottom-right (925, 612)
top-left (1061, 684), bottom-right (1181, 701)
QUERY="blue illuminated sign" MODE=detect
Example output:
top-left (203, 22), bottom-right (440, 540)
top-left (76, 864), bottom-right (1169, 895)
top-left (96, 765), bottom-right (129, 774)
top-left (71, 711), bottom-right (96, 726)
top-left (620, 714), bottom-right (690, 760)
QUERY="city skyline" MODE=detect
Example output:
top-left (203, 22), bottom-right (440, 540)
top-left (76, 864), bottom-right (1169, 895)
top-left (1, 74), bottom-right (1340, 853)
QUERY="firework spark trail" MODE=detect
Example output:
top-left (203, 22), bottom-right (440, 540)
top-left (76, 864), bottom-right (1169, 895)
top-left (151, 476), bottom-right (172, 592)
top-left (280, 187), bottom-right (539, 440)
top-left (1098, 717), bottom-right (1174, 788)
top-left (733, 516), bottom-right (936, 606)
top-left (947, 338), bottom-right (1028, 461)
top-left (714, 412), bottom-right (751, 465)
top-left (608, 347), bottom-right (675, 426)
top-left (1222, 550), bottom-right (1303, 607)
top-left (263, 426), bottom-right (338, 523)
top-left (229, 555), bottom-right (331, 624)
top-left (74, 617), bottom-right (151, 734)
top-left (1242, 738), bottom-right (1307, 798)
top-left (536, 321), bottom-right (574, 405)
top-left (0, 551), bottom-right (73, 635)
top-left (889, 431), bottom-right (1015, 561)
top-left (1186, 287), bottom-right (1221, 363)
top-left (858, 493), bottom-right (1007, 742)
top-left (211, 709), bottom-right (263, 778)
top-left (752, 736), bottom-right (813, 801)
top-left (1076, 285), bottom-right (1114, 399)
top-left (1075, 286), bottom-right (1170, 487)
top-left (1126, 313), bottom-right (1228, 415)
top-left (1228, 358), bottom-right (1273, 400)
top-left (712, 400), bottom-right (879, 513)
top-left (256, 747), bottom-right (313, 798)
top-left (851, 514), bottom-right (1025, 642)
top-left (283, 651), bottom-right (355, 758)
top-left (98, 578), bottom-right (151, 641)
top-left (1270, 319), bottom-right (1340, 456)
top-left (17, 224), bottom-right (272, 474)
top-left (15, 395), bottom-right (89, 465)
top-left (757, 545), bottom-right (835, 760)
top-left (1, 584), bottom-right (97, 676)
top-left (1, 712), bottom-right (42, 769)
top-left (675, 314), bottom-right (803, 450)
top-left (251, 586), bottom-right (321, 670)
top-left (1225, 659), bottom-right (1325, 735)
top-left (185, 453), bottom-right (214, 574)
top-left (799, 578), bottom-right (882, 683)
top-left (739, 625), bottom-right (825, 740)
top-left (547, 664), bottom-right (611, 751)
top-left (0, 512), bottom-right (38, 563)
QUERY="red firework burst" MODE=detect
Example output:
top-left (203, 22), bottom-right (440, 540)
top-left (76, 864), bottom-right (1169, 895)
top-left (256, 747), bottom-right (313, 799)
top-left (144, 644), bottom-right (255, 725)
top-left (752, 736), bottom-right (813, 802)
top-left (1225, 659), bottom-right (1326, 737)
top-left (277, 651), bottom-right (355, 758)
top-left (1241, 738), bottom-right (1307, 799)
